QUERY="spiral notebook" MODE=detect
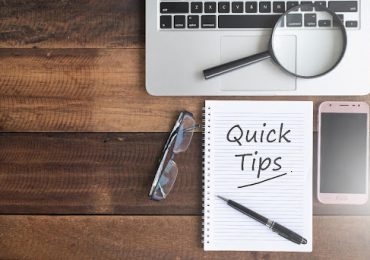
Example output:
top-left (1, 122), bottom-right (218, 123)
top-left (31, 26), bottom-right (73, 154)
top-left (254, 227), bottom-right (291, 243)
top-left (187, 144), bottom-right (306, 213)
top-left (203, 101), bottom-right (313, 252)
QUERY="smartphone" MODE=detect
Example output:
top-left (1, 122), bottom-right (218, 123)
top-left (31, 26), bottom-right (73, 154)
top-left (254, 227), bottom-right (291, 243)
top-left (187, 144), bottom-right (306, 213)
top-left (318, 101), bottom-right (369, 205)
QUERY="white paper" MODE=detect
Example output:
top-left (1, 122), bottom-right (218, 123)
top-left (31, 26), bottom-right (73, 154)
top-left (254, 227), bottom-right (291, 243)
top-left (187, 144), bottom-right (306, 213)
top-left (203, 101), bottom-right (312, 252)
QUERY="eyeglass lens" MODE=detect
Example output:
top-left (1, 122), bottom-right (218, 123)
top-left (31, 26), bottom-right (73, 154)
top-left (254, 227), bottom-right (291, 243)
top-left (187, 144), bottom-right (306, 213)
top-left (173, 114), bottom-right (196, 153)
top-left (151, 160), bottom-right (178, 200)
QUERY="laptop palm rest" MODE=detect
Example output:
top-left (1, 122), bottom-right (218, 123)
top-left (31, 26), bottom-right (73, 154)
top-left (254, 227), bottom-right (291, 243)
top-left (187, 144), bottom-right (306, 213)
top-left (220, 35), bottom-right (297, 91)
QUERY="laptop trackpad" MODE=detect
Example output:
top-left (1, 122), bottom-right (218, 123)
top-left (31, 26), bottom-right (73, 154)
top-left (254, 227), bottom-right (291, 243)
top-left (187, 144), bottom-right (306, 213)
top-left (220, 35), bottom-right (297, 91)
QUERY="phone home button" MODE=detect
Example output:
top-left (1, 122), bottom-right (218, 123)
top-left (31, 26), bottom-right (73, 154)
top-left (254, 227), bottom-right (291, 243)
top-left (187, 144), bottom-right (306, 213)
top-left (336, 195), bottom-right (348, 201)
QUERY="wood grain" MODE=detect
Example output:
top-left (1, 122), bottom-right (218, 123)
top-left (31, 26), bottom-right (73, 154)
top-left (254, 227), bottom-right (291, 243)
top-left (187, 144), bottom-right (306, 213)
top-left (1, 48), bottom-right (369, 132)
top-left (0, 132), bottom-right (369, 215)
top-left (0, 132), bottom-right (202, 215)
top-left (1, 0), bottom-right (368, 258)
top-left (0, 216), bottom-right (369, 259)
top-left (0, 0), bottom-right (144, 48)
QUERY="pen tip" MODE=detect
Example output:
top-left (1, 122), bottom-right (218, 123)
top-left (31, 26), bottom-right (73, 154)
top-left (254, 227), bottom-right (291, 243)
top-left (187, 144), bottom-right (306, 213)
top-left (217, 195), bottom-right (229, 202)
top-left (301, 238), bottom-right (307, 245)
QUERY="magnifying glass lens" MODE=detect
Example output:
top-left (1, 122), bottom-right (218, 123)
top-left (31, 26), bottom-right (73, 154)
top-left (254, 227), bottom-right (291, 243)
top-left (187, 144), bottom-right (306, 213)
top-left (271, 6), bottom-right (346, 78)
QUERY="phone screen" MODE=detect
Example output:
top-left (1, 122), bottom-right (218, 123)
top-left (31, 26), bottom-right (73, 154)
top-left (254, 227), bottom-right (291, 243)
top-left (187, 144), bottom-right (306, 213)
top-left (320, 113), bottom-right (368, 194)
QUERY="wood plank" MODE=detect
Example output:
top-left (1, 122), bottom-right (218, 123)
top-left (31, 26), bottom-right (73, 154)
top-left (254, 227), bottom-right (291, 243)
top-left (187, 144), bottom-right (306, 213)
top-left (0, 216), bottom-right (369, 259)
top-left (1, 48), bottom-right (369, 132)
top-left (0, 48), bottom-right (204, 132)
top-left (0, 132), bottom-right (369, 216)
top-left (0, 0), bottom-right (144, 48)
top-left (0, 132), bottom-right (202, 215)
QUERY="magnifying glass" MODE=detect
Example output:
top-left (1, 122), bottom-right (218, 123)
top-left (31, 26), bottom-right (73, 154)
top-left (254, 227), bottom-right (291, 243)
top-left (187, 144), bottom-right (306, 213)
top-left (203, 4), bottom-right (347, 80)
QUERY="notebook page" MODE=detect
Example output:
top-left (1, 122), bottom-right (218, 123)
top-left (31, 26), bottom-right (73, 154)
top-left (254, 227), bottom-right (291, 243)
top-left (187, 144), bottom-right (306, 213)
top-left (203, 101), bottom-right (312, 252)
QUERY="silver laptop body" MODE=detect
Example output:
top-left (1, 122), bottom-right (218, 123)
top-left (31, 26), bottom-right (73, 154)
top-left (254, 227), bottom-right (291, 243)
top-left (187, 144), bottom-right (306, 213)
top-left (146, 0), bottom-right (370, 96)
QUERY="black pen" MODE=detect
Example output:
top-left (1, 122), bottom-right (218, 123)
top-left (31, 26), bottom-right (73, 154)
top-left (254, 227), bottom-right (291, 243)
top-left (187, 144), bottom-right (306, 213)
top-left (217, 195), bottom-right (307, 245)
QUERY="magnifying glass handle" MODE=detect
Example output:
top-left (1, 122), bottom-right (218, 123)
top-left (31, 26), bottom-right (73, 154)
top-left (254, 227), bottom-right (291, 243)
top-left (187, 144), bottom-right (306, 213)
top-left (203, 51), bottom-right (271, 80)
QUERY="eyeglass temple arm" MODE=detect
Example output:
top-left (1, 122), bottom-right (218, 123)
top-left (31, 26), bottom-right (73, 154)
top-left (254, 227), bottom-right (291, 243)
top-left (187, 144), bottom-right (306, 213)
top-left (163, 130), bottom-right (178, 152)
top-left (160, 123), bottom-right (200, 169)
top-left (163, 124), bottom-right (200, 151)
top-left (149, 146), bottom-right (172, 196)
top-left (161, 112), bottom-right (188, 151)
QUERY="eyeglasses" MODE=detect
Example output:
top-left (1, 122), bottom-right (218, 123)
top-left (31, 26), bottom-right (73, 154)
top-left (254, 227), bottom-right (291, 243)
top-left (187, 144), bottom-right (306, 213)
top-left (149, 111), bottom-right (199, 201)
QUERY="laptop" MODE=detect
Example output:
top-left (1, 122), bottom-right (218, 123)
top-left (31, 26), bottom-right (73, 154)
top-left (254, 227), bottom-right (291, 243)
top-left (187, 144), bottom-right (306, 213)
top-left (146, 1), bottom-right (370, 96)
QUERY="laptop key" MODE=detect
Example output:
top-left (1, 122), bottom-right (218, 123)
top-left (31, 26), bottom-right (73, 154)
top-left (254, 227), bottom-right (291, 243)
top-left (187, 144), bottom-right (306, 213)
top-left (304, 13), bottom-right (317, 27)
top-left (204, 2), bottom-right (216, 13)
top-left (218, 2), bottom-right (230, 13)
top-left (191, 2), bottom-right (203, 13)
top-left (245, 2), bottom-right (257, 13)
top-left (218, 15), bottom-right (280, 28)
top-left (346, 20), bottom-right (358, 27)
top-left (188, 15), bottom-right (199, 28)
top-left (301, 1), bottom-right (313, 11)
top-left (232, 2), bottom-right (244, 13)
top-left (160, 15), bottom-right (172, 29)
top-left (160, 2), bottom-right (189, 13)
top-left (259, 2), bottom-right (271, 13)
top-left (314, 1), bottom-right (327, 9)
top-left (174, 15), bottom-right (186, 29)
top-left (273, 2), bottom-right (286, 13)
top-left (287, 13), bottom-right (303, 27)
top-left (202, 15), bottom-right (216, 28)
top-left (287, 1), bottom-right (299, 10)
top-left (328, 1), bottom-right (358, 12)
top-left (318, 19), bottom-right (331, 27)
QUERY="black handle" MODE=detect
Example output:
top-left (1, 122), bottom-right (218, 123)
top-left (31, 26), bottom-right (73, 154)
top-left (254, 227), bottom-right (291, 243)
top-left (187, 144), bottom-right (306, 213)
top-left (228, 200), bottom-right (268, 225)
top-left (203, 51), bottom-right (271, 80)
top-left (272, 222), bottom-right (307, 245)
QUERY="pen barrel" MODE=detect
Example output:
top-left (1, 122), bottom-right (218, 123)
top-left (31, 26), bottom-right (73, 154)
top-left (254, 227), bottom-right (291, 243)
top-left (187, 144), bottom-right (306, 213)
top-left (228, 200), bottom-right (268, 225)
top-left (271, 222), bottom-right (307, 245)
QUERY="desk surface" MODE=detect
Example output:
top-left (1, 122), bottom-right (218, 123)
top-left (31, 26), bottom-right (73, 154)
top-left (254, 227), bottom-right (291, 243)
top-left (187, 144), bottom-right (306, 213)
top-left (0, 1), bottom-right (369, 259)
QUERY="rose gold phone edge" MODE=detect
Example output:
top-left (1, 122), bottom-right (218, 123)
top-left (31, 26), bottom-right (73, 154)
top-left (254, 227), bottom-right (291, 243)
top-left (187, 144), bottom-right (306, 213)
top-left (317, 101), bottom-right (369, 205)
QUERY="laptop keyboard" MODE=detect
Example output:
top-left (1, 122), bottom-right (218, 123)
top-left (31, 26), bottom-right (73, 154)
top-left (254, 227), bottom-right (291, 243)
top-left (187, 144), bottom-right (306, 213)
top-left (159, 1), bottom-right (360, 29)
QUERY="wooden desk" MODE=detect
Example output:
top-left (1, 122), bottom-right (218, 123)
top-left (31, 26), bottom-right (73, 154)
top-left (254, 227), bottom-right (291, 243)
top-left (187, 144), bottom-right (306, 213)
top-left (0, 1), bottom-right (369, 259)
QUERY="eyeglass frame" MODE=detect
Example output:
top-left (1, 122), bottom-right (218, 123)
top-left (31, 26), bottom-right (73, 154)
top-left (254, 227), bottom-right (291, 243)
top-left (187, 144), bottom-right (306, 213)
top-left (149, 111), bottom-right (199, 200)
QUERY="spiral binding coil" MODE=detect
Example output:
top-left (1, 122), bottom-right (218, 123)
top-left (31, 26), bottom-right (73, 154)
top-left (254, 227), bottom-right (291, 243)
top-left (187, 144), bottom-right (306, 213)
top-left (201, 105), bottom-right (211, 246)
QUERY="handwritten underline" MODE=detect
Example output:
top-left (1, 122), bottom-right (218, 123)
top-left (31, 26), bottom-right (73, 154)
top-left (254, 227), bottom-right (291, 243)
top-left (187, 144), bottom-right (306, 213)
top-left (237, 173), bottom-right (288, 188)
